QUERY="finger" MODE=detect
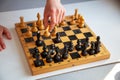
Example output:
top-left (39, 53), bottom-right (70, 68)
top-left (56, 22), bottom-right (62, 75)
top-left (0, 45), bottom-right (2, 51)
top-left (49, 13), bottom-right (56, 32)
top-left (62, 9), bottom-right (65, 21)
top-left (56, 10), bottom-right (60, 24)
top-left (59, 10), bottom-right (63, 23)
top-left (0, 37), bottom-right (6, 49)
top-left (3, 27), bottom-right (12, 40)
top-left (43, 11), bottom-right (49, 29)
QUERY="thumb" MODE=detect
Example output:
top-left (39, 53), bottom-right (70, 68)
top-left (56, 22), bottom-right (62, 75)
top-left (3, 27), bottom-right (12, 40)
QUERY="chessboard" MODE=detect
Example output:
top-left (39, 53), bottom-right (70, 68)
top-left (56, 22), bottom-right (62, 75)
top-left (15, 9), bottom-right (110, 75)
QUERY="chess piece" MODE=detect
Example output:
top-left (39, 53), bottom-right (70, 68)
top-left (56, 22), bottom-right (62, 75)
top-left (46, 50), bottom-right (53, 63)
top-left (86, 37), bottom-right (89, 47)
top-left (35, 31), bottom-right (43, 46)
top-left (32, 22), bottom-right (38, 32)
top-left (43, 25), bottom-right (50, 37)
top-left (41, 45), bottom-right (48, 58)
top-left (78, 16), bottom-right (85, 28)
top-left (39, 20), bottom-right (44, 30)
top-left (51, 26), bottom-right (57, 36)
top-left (54, 47), bottom-right (62, 62)
top-left (68, 41), bottom-right (74, 51)
top-left (81, 42), bottom-right (88, 56)
top-left (36, 13), bottom-right (41, 26)
top-left (26, 26), bottom-right (32, 37)
top-left (88, 41), bottom-right (95, 55)
top-left (74, 9), bottom-right (79, 20)
top-left (19, 16), bottom-right (26, 28)
top-left (75, 39), bottom-right (82, 51)
top-left (55, 32), bottom-right (61, 43)
top-left (76, 14), bottom-right (81, 23)
top-left (62, 45), bottom-right (69, 59)
top-left (70, 15), bottom-right (76, 25)
top-left (60, 20), bottom-right (66, 26)
top-left (34, 59), bottom-right (43, 67)
top-left (95, 36), bottom-right (101, 53)
top-left (50, 44), bottom-right (56, 55)
top-left (32, 47), bottom-right (40, 58)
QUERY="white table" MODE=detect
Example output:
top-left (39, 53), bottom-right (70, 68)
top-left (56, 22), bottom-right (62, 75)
top-left (0, 1), bottom-right (120, 80)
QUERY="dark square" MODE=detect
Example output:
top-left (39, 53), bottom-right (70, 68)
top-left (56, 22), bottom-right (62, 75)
top-left (63, 26), bottom-right (71, 31)
top-left (70, 52), bottom-right (80, 59)
top-left (42, 36), bottom-right (51, 40)
top-left (52, 38), bottom-right (62, 43)
top-left (63, 42), bottom-right (70, 46)
top-left (54, 58), bottom-right (63, 63)
top-left (81, 38), bottom-right (86, 43)
top-left (66, 21), bottom-right (71, 25)
top-left (73, 29), bottom-right (81, 34)
top-left (21, 28), bottom-right (27, 33)
top-left (24, 37), bottom-right (34, 42)
top-left (27, 23), bottom-right (33, 27)
top-left (29, 48), bottom-right (35, 54)
top-left (84, 32), bottom-right (93, 38)
top-left (77, 24), bottom-right (86, 28)
top-left (59, 32), bottom-right (67, 36)
top-left (47, 45), bottom-right (52, 49)
top-left (34, 59), bottom-right (45, 67)
top-left (36, 40), bottom-right (45, 47)
top-left (68, 35), bottom-right (77, 40)
top-left (32, 32), bottom-right (38, 36)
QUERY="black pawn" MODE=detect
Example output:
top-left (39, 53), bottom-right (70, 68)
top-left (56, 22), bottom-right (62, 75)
top-left (33, 48), bottom-right (43, 67)
top-left (50, 44), bottom-right (56, 55)
top-left (36, 32), bottom-right (43, 46)
top-left (62, 45), bottom-right (69, 59)
top-left (55, 33), bottom-right (61, 43)
top-left (68, 41), bottom-right (74, 51)
top-left (88, 41), bottom-right (95, 55)
top-left (86, 37), bottom-right (89, 47)
top-left (34, 58), bottom-right (44, 67)
top-left (95, 36), bottom-right (101, 53)
top-left (46, 50), bottom-right (53, 63)
top-left (81, 42), bottom-right (88, 56)
top-left (32, 47), bottom-right (40, 58)
top-left (75, 39), bottom-right (82, 51)
top-left (41, 45), bottom-right (48, 58)
top-left (54, 47), bottom-right (62, 62)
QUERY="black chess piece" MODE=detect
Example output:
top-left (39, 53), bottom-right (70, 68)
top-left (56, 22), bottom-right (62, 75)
top-left (75, 39), bottom-right (82, 51)
top-left (32, 47), bottom-right (40, 58)
top-left (36, 31), bottom-right (43, 46)
top-left (46, 50), bottom-right (53, 63)
top-left (41, 45), bottom-right (48, 58)
top-left (95, 36), bottom-right (101, 53)
top-left (54, 47), bottom-right (62, 62)
top-left (55, 32), bottom-right (61, 43)
top-left (62, 45), bottom-right (69, 59)
top-left (88, 41), bottom-right (95, 55)
top-left (81, 42), bottom-right (88, 56)
top-left (86, 37), bottom-right (89, 47)
top-left (34, 58), bottom-right (44, 67)
top-left (68, 41), bottom-right (74, 51)
top-left (33, 48), bottom-right (44, 67)
top-left (50, 44), bottom-right (56, 55)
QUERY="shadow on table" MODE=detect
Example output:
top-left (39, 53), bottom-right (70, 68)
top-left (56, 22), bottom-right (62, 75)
top-left (115, 71), bottom-right (120, 80)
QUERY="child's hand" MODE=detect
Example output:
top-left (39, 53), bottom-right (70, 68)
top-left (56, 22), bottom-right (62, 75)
top-left (44, 0), bottom-right (66, 32)
top-left (0, 25), bottom-right (12, 51)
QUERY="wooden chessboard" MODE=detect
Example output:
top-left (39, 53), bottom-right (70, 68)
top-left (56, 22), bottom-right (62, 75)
top-left (15, 14), bottom-right (110, 75)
